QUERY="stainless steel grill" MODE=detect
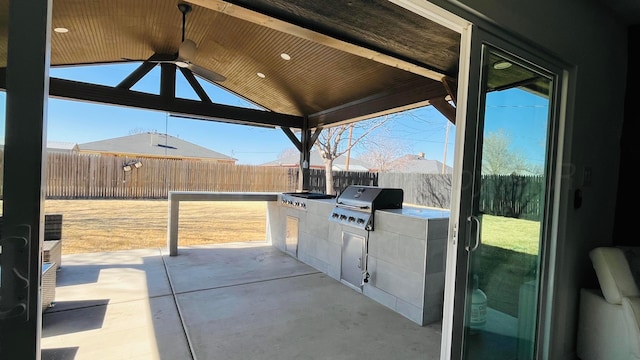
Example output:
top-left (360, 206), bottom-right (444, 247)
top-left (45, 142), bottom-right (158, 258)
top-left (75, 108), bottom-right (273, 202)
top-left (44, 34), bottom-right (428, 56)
top-left (329, 185), bottom-right (403, 231)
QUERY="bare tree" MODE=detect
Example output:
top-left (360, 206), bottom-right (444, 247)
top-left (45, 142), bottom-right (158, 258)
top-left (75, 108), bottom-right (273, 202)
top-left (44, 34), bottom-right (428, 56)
top-left (277, 148), bottom-right (299, 164)
top-left (128, 127), bottom-right (157, 135)
top-left (482, 129), bottom-right (542, 218)
top-left (482, 129), bottom-right (532, 175)
top-left (358, 132), bottom-right (412, 172)
top-left (314, 116), bottom-right (389, 194)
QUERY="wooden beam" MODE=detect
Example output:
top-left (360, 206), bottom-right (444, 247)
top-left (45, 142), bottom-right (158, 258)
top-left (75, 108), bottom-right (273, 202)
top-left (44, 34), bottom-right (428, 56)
top-left (160, 63), bottom-right (176, 101)
top-left (308, 78), bottom-right (448, 128)
top-left (309, 128), bottom-right (322, 151)
top-left (442, 76), bottom-right (458, 105)
top-left (190, 0), bottom-right (447, 82)
top-left (0, 70), bottom-right (305, 128)
top-left (179, 67), bottom-right (212, 103)
top-left (281, 127), bottom-right (302, 152)
top-left (117, 61), bottom-right (157, 90)
top-left (300, 116), bottom-right (311, 190)
top-left (430, 97), bottom-right (456, 125)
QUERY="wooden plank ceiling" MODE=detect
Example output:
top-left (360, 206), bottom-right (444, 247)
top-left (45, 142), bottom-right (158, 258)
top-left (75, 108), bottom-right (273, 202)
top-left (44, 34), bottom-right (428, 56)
top-left (0, 0), bottom-right (462, 129)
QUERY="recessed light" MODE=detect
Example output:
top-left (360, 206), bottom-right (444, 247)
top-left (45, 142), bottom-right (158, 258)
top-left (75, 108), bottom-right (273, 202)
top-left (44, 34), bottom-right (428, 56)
top-left (54, 27), bottom-right (69, 33)
top-left (280, 53), bottom-right (291, 61)
top-left (257, 72), bottom-right (266, 78)
top-left (493, 60), bottom-right (512, 70)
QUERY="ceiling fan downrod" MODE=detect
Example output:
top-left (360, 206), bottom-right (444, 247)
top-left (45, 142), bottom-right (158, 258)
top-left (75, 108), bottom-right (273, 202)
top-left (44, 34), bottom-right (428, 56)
top-left (178, 3), bottom-right (192, 42)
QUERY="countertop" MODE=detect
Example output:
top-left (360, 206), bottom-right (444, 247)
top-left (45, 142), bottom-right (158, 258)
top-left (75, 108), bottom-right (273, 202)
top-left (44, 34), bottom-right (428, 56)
top-left (279, 194), bottom-right (450, 219)
top-left (380, 206), bottom-right (450, 219)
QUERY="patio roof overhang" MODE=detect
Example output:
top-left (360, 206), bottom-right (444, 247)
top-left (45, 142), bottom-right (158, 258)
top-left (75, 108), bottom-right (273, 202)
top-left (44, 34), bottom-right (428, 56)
top-left (0, 0), bottom-right (550, 130)
top-left (0, 0), bottom-right (462, 129)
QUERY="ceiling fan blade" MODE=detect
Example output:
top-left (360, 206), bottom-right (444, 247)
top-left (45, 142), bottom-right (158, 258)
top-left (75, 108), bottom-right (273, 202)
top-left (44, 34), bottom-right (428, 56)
top-left (175, 4), bottom-right (226, 84)
top-left (188, 64), bottom-right (227, 83)
top-left (179, 39), bottom-right (197, 62)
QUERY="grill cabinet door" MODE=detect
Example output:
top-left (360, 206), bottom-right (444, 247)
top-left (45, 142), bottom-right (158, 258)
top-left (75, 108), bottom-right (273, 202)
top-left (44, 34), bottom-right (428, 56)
top-left (341, 231), bottom-right (365, 291)
top-left (285, 216), bottom-right (299, 257)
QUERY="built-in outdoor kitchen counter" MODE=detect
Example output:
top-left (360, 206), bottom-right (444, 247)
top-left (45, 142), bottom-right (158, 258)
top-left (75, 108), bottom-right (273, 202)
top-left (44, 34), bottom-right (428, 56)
top-left (266, 186), bottom-right (449, 326)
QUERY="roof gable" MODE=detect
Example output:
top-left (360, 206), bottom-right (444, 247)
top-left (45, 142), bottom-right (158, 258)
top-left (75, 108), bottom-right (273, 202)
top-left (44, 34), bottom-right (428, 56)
top-left (388, 154), bottom-right (452, 174)
top-left (78, 132), bottom-right (236, 161)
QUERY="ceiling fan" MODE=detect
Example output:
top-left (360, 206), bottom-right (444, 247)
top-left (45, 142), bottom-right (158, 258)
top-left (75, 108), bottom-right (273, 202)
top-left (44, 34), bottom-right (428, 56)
top-left (148, 3), bottom-right (226, 83)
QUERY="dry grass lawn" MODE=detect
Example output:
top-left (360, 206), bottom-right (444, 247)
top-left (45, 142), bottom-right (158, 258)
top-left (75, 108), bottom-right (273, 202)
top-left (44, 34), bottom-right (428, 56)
top-left (3, 199), bottom-right (267, 254)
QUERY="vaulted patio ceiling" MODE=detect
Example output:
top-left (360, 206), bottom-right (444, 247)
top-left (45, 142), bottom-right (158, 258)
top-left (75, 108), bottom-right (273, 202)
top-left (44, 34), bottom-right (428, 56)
top-left (0, 0), bottom-right (462, 129)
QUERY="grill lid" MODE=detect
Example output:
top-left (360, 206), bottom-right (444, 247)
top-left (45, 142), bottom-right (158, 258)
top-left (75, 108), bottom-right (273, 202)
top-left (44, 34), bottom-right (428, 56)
top-left (330, 185), bottom-right (403, 230)
top-left (336, 185), bottom-right (403, 210)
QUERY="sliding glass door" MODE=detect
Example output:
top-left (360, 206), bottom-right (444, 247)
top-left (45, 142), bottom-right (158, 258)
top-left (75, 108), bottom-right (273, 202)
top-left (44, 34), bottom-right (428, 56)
top-left (447, 27), bottom-right (563, 360)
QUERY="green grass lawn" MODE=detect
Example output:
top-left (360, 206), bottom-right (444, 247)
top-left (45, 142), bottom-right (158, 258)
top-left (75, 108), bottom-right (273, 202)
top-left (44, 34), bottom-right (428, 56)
top-left (480, 214), bottom-right (541, 255)
top-left (474, 214), bottom-right (542, 316)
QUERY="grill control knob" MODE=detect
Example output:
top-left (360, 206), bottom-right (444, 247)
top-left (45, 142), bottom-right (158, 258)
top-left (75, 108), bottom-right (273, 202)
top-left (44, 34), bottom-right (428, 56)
top-left (332, 213), bottom-right (339, 218)
top-left (339, 215), bottom-right (347, 220)
top-left (348, 216), bottom-right (355, 222)
top-left (356, 218), bottom-right (365, 224)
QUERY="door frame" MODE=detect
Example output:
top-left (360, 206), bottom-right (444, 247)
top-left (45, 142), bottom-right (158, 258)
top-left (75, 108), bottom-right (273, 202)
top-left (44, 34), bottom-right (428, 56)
top-left (388, 1), bottom-right (571, 359)
top-left (441, 24), bottom-right (570, 360)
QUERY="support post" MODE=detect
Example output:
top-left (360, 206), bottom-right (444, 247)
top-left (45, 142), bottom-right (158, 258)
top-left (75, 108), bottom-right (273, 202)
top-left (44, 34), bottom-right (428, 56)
top-left (299, 117), bottom-right (311, 191)
top-left (160, 63), bottom-right (177, 104)
top-left (167, 193), bottom-right (180, 256)
top-left (0, 0), bottom-right (52, 358)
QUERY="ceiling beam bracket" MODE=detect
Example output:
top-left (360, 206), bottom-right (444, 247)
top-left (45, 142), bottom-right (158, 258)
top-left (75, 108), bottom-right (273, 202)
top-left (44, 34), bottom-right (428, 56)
top-left (442, 76), bottom-right (458, 105)
top-left (179, 67), bottom-right (212, 103)
top-left (116, 61), bottom-right (157, 90)
top-left (281, 127), bottom-right (302, 152)
top-left (430, 97), bottom-right (456, 125)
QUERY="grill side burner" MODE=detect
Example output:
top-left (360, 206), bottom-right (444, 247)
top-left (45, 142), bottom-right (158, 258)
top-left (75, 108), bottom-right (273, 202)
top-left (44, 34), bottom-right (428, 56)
top-left (329, 185), bottom-right (403, 231)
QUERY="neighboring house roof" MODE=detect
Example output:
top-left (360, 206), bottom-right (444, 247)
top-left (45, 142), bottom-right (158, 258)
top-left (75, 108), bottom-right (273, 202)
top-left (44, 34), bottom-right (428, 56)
top-left (261, 151), bottom-right (372, 172)
top-left (0, 141), bottom-right (79, 153)
top-left (47, 141), bottom-right (79, 153)
top-left (78, 132), bottom-right (236, 162)
top-left (387, 153), bottom-right (453, 174)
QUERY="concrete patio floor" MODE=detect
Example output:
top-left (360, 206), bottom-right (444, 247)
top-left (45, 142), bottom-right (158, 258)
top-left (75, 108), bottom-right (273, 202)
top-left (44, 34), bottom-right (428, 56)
top-left (41, 241), bottom-right (442, 360)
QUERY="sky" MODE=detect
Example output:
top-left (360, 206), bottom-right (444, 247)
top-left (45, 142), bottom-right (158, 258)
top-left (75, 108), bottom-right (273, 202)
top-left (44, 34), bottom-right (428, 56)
top-left (0, 62), bottom-right (547, 168)
top-left (0, 62), bottom-right (456, 166)
top-left (484, 89), bottom-right (550, 167)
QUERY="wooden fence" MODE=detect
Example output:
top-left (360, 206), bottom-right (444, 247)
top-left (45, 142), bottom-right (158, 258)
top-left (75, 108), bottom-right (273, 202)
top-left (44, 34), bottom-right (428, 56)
top-left (479, 174), bottom-right (544, 220)
top-left (306, 169), bottom-right (378, 194)
top-left (0, 151), bottom-right (377, 199)
top-left (379, 172), bottom-right (544, 219)
top-left (378, 172), bottom-right (452, 208)
top-left (1, 151), bottom-right (297, 199)
top-left (0, 150), bottom-right (544, 219)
